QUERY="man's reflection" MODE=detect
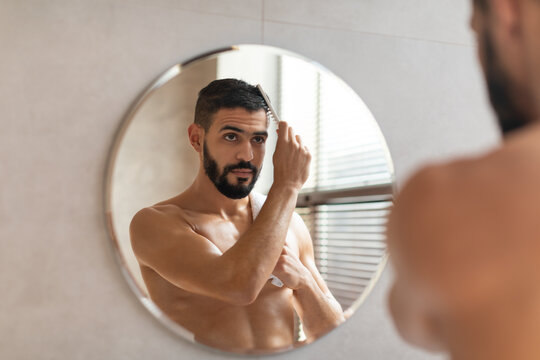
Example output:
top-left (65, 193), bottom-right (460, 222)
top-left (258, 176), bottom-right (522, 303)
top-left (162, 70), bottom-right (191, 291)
top-left (129, 79), bottom-right (344, 353)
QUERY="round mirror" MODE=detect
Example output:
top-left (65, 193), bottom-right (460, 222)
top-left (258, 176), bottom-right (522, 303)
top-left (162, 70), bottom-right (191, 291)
top-left (105, 44), bottom-right (395, 355)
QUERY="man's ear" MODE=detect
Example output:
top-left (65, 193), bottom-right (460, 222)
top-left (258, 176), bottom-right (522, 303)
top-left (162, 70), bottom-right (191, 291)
top-left (491, 0), bottom-right (521, 35)
top-left (188, 123), bottom-right (204, 153)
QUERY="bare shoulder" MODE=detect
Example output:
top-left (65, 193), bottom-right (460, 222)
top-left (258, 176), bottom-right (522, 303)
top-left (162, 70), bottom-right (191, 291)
top-left (290, 211), bottom-right (313, 255)
top-left (392, 139), bottom-right (535, 219)
top-left (131, 203), bottom-right (189, 234)
top-left (289, 212), bottom-right (309, 237)
top-left (389, 127), bottom-right (540, 310)
top-left (129, 203), bottom-right (192, 260)
top-left (389, 155), bottom-right (488, 244)
top-left (389, 127), bottom-right (540, 251)
top-left (290, 212), bottom-right (308, 231)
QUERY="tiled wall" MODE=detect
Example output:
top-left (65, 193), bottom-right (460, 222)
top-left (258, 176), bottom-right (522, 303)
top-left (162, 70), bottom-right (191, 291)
top-left (0, 0), bottom-right (499, 359)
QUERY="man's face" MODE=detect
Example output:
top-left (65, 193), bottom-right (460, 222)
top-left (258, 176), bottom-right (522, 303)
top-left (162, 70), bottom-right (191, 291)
top-left (471, 2), bottom-right (532, 135)
top-left (202, 107), bottom-right (268, 199)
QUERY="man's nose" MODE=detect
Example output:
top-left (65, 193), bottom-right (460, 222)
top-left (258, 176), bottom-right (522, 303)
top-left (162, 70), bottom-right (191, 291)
top-left (236, 141), bottom-right (254, 161)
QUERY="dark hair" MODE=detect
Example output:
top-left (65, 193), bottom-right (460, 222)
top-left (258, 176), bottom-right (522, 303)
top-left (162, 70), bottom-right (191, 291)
top-left (194, 78), bottom-right (269, 131)
top-left (473, 0), bottom-right (488, 10)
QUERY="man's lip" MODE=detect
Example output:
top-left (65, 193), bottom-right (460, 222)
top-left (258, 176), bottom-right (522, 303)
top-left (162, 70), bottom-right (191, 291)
top-left (231, 169), bottom-right (252, 174)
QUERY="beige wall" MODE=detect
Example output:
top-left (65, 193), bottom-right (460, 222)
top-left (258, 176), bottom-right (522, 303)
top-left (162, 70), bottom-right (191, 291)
top-left (111, 58), bottom-right (217, 295)
top-left (0, 0), bottom-right (498, 359)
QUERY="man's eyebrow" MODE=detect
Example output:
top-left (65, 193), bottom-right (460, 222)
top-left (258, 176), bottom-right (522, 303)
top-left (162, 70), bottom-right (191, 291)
top-left (219, 126), bottom-right (268, 137)
top-left (219, 125), bottom-right (244, 133)
top-left (254, 131), bottom-right (268, 137)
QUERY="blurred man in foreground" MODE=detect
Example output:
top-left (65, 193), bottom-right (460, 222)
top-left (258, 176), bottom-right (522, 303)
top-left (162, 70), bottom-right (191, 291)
top-left (388, 0), bottom-right (540, 359)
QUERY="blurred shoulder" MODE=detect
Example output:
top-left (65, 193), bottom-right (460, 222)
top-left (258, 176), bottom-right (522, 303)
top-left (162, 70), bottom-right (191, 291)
top-left (391, 124), bottom-right (540, 237)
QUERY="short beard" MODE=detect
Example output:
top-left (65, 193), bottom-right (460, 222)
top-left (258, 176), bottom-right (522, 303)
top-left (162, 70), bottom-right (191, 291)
top-left (203, 142), bottom-right (260, 199)
top-left (483, 30), bottom-right (530, 135)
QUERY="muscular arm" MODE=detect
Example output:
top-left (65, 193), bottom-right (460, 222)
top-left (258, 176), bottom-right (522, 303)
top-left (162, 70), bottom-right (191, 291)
top-left (387, 162), bottom-right (509, 353)
top-left (388, 272), bottom-right (445, 351)
top-left (387, 128), bottom-right (540, 358)
top-left (273, 213), bottom-right (344, 341)
top-left (130, 122), bottom-right (311, 306)
top-left (386, 166), bottom-right (451, 351)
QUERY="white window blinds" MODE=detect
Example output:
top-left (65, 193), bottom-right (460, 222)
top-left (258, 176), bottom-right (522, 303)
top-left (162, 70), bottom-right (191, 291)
top-left (279, 55), bottom-right (394, 310)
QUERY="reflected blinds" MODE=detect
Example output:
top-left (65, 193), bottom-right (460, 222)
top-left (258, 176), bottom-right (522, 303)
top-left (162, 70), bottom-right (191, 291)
top-left (296, 201), bottom-right (391, 309)
top-left (279, 56), bottom-right (393, 310)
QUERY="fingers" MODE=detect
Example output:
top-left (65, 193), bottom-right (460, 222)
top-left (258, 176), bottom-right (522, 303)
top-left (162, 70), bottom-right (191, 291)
top-left (272, 247), bottom-right (309, 290)
top-left (281, 245), bottom-right (298, 258)
top-left (277, 121), bottom-right (289, 143)
top-left (273, 120), bottom-right (311, 190)
top-left (295, 134), bottom-right (303, 147)
top-left (277, 121), bottom-right (307, 149)
top-left (279, 122), bottom-right (305, 149)
top-left (288, 126), bottom-right (295, 144)
top-left (278, 121), bottom-right (307, 152)
top-left (295, 134), bottom-right (311, 154)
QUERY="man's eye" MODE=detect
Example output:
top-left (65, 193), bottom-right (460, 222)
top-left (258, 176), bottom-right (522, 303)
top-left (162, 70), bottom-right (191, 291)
top-left (224, 133), bottom-right (237, 141)
top-left (252, 136), bottom-right (266, 144)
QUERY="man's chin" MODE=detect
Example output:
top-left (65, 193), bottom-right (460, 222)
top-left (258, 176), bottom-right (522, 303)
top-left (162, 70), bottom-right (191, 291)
top-left (227, 172), bottom-right (253, 183)
top-left (216, 183), bottom-right (254, 200)
top-left (224, 191), bottom-right (252, 200)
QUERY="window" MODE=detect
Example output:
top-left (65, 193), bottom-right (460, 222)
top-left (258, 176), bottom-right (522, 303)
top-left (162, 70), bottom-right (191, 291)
top-left (279, 56), bottom-right (394, 310)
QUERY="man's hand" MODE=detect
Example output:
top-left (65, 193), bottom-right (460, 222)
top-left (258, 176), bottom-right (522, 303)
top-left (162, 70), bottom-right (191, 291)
top-left (272, 245), bottom-right (312, 290)
top-left (272, 121), bottom-right (311, 191)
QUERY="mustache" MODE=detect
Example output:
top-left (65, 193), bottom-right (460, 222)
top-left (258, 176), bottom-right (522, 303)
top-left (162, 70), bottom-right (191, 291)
top-left (223, 161), bottom-right (258, 174)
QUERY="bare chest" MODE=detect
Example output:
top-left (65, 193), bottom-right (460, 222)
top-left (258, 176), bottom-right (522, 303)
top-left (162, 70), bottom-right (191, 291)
top-left (192, 214), bottom-right (300, 256)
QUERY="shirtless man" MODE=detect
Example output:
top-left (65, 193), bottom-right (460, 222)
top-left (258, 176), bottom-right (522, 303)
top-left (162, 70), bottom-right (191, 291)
top-left (388, 0), bottom-right (540, 359)
top-left (130, 79), bottom-right (344, 353)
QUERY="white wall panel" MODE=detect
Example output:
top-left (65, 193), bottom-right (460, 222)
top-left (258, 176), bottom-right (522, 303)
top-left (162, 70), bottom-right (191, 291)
top-left (264, 0), bottom-right (473, 45)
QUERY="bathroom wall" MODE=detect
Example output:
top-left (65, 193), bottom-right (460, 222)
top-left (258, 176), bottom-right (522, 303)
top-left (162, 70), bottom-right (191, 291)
top-left (111, 57), bottom-right (217, 295)
top-left (0, 0), bottom-right (499, 359)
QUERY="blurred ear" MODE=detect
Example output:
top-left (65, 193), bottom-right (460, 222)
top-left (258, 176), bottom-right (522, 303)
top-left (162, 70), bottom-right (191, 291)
top-left (489, 0), bottom-right (528, 73)
top-left (188, 123), bottom-right (204, 153)
top-left (491, 0), bottom-right (521, 35)
top-left (520, 0), bottom-right (540, 113)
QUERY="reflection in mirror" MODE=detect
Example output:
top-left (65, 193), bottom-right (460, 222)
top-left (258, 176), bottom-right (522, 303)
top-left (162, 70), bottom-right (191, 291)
top-left (106, 45), bottom-right (394, 355)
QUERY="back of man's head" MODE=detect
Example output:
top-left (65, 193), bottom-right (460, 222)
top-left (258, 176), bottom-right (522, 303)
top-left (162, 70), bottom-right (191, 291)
top-left (471, 0), bottom-right (540, 133)
top-left (473, 0), bottom-right (488, 9)
top-left (194, 79), bottom-right (268, 131)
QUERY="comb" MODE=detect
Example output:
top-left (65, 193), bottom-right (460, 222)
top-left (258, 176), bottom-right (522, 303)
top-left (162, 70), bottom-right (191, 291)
top-left (257, 84), bottom-right (281, 124)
